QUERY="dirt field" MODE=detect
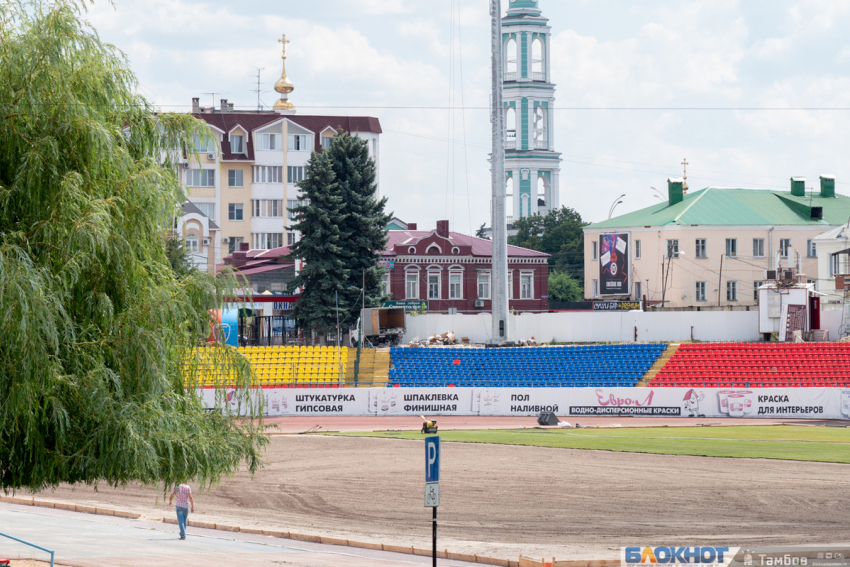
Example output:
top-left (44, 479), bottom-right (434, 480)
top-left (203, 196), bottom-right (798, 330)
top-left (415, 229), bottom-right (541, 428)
top-left (29, 435), bottom-right (850, 561)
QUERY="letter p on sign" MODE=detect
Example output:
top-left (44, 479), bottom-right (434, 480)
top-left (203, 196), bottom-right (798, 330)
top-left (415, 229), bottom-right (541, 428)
top-left (425, 435), bottom-right (440, 483)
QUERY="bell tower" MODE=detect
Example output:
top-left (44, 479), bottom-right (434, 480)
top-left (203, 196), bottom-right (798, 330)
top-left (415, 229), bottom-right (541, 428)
top-left (502, 0), bottom-right (561, 220)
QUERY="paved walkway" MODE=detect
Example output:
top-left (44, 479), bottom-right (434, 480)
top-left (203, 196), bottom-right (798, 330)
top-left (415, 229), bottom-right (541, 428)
top-left (0, 503), bottom-right (478, 567)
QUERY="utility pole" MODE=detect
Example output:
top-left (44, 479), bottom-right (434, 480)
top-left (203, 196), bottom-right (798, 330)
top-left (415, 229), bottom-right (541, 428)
top-left (489, 0), bottom-right (509, 344)
top-left (717, 254), bottom-right (724, 306)
top-left (336, 290), bottom-right (341, 387)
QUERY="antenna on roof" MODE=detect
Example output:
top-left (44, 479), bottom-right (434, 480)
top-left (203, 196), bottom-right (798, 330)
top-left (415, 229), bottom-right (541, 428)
top-left (251, 68), bottom-right (265, 111)
top-left (681, 158), bottom-right (689, 195)
top-left (201, 93), bottom-right (218, 112)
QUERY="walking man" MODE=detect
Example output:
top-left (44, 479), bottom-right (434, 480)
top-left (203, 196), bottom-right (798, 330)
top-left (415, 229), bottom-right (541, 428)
top-left (168, 482), bottom-right (194, 540)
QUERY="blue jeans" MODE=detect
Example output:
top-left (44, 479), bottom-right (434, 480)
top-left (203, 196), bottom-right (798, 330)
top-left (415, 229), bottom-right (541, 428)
top-left (176, 506), bottom-right (189, 538)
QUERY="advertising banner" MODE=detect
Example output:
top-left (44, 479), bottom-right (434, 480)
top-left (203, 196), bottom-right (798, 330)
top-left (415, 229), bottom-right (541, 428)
top-left (599, 233), bottom-right (630, 296)
top-left (199, 387), bottom-right (847, 419)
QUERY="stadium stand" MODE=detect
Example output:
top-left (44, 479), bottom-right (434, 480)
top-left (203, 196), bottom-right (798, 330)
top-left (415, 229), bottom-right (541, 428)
top-left (649, 342), bottom-right (850, 388)
top-left (194, 346), bottom-right (347, 388)
top-left (388, 344), bottom-right (667, 387)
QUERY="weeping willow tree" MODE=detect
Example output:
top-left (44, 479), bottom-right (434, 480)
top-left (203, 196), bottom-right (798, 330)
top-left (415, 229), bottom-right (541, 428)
top-left (0, 0), bottom-right (265, 491)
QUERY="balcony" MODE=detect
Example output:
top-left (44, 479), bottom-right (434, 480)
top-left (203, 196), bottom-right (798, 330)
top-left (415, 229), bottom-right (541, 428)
top-left (504, 72), bottom-right (517, 82)
top-left (505, 131), bottom-right (517, 150)
top-left (534, 139), bottom-right (548, 150)
top-left (532, 72), bottom-right (546, 82)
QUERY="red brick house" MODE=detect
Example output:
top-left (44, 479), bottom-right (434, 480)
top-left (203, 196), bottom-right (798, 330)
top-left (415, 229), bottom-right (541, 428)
top-left (382, 220), bottom-right (549, 313)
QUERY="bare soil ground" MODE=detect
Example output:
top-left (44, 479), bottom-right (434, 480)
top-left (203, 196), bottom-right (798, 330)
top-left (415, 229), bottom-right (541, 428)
top-left (29, 435), bottom-right (850, 561)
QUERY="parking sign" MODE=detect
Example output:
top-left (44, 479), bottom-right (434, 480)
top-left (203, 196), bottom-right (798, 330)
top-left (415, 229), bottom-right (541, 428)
top-left (425, 435), bottom-right (440, 483)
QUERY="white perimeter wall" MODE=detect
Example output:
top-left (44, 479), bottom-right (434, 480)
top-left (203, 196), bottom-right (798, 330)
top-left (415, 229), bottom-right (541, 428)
top-left (404, 311), bottom-right (761, 343)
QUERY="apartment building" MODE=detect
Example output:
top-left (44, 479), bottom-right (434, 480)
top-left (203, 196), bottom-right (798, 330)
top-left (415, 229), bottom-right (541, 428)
top-left (583, 176), bottom-right (850, 307)
top-left (181, 101), bottom-right (381, 265)
top-left (177, 37), bottom-right (381, 264)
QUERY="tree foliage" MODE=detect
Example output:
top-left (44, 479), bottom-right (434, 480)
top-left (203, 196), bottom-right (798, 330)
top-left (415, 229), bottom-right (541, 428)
top-left (164, 231), bottom-right (195, 278)
top-left (508, 207), bottom-right (588, 281)
top-left (288, 152), bottom-right (351, 332)
top-left (289, 132), bottom-right (391, 333)
top-left (0, 0), bottom-right (265, 491)
top-left (326, 131), bottom-right (392, 310)
top-left (475, 223), bottom-right (487, 239)
top-left (547, 271), bottom-right (584, 303)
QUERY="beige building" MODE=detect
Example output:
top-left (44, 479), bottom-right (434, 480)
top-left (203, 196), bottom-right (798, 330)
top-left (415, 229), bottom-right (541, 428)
top-left (583, 176), bottom-right (850, 308)
top-left (178, 37), bottom-right (382, 266)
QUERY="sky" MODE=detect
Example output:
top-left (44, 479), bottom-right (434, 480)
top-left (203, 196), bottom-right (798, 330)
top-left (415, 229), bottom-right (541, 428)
top-left (87, 0), bottom-right (850, 234)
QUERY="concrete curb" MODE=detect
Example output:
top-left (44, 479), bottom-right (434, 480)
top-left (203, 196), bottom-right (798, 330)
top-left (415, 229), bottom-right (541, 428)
top-left (0, 496), bottom-right (617, 567)
top-left (0, 496), bottom-right (141, 520)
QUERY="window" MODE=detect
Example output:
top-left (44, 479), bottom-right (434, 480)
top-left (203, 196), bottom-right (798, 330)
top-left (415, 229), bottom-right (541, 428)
top-left (190, 135), bottom-right (215, 154)
top-left (252, 166), bottom-right (283, 183)
top-left (252, 233), bottom-right (284, 250)
top-left (258, 133), bottom-right (282, 150)
top-left (230, 134), bottom-right (244, 154)
top-left (666, 239), bottom-right (679, 258)
top-left (427, 272), bottom-right (440, 300)
top-left (753, 238), bottom-right (765, 258)
top-left (635, 240), bottom-right (641, 259)
top-left (287, 232), bottom-right (296, 246)
top-left (695, 239), bottom-right (707, 258)
top-left (520, 273), bottom-right (533, 299)
top-left (449, 272), bottom-right (462, 299)
top-left (251, 200), bottom-right (284, 218)
top-left (227, 237), bottom-right (243, 254)
top-left (807, 239), bottom-right (817, 258)
top-left (592, 241), bottom-right (598, 260)
top-left (727, 280), bottom-right (738, 301)
top-left (186, 169), bottom-right (215, 187)
top-left (228, 203), bottom-right (243, 221)
top-left (634, 281), bottom-right (642, 300)
top-left (228, 169), bottom-right (243, 187)
top-left (381, 273), bottom-right (391, 296)
top-left (696, 281), bottom-right (706, 302)
top-left (753, 281), bottom-right (762, 302)
top-left (508, 272), bottom-right (513, 300)
top-left (321, 137), bottom-right (332, 150)
top-left (478, 272), bottom-right (491, 300)
top-left (287, 134), bottom-right (307, 150)
top-left (195, 203), bottom-right (215, 221)
top-left (780, 239), bottom-right (791, 258)
top-left (592, 279), bottom-right (599, 298)
top-left (406, 272), bottom-right (419, 299)
top-left (185, 234), bottom-right (199, 253)
top-left (287, 166), bottom-right (305, 184)
top-left (725, 238), bottom-right (737, 258)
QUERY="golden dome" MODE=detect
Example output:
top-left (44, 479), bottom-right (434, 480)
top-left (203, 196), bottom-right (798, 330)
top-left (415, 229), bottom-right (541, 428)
top-left (274, 34), bottom-right (295, 113)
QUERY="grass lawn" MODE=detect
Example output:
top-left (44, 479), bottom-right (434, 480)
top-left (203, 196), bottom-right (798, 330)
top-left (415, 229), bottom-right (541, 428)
top-left (322, 426), bottom-right (850, 463)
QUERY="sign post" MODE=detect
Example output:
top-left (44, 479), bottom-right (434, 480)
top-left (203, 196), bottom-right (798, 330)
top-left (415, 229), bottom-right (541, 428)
top-left (425, 435), bottom-right (440, 567)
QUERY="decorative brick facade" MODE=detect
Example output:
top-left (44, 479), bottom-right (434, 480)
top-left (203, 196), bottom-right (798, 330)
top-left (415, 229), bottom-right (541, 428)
top-left (384, 221), bottom-right (549, 313)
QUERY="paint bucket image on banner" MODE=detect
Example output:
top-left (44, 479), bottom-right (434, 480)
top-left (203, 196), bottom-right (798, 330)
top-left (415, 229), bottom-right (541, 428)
top-left (842, 390), bottom-right (850, 417)
top-left (718, 390), bottom-right (736, 414)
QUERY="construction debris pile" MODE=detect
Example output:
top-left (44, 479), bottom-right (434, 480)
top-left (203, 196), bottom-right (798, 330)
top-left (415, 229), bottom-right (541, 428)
top-left (407, 332), bottom-right (460, 347)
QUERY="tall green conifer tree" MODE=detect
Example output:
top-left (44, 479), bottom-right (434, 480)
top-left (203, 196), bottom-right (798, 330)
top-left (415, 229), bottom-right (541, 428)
top-left (325, 132), bottom-right (392, 310)
top-left (288, 152), bottom-right (352, 333)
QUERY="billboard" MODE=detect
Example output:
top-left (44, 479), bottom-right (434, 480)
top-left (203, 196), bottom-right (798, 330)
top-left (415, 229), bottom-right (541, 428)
top-left (599, 233), bottom-right (630, 296)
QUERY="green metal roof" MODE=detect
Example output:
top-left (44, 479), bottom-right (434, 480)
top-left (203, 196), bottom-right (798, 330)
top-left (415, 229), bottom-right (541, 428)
top-left (588, 188), bottom-right (850, 229)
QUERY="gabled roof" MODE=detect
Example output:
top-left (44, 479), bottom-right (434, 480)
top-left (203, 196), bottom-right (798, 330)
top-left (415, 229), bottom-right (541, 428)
top-left (384, 230), bottom-right (549, 258)
top-left (194, 112), bottom-right (281, 162)
top-left (181, 201), bottom-right (219, 229)
top-left (587, 188), bottom-right (850, 230)
top-left (287, 115), bottom-right (382, 153)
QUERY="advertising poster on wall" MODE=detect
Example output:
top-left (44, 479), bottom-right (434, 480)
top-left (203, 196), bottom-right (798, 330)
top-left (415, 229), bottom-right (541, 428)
top-left (599, 233), bottom-right (630, 296)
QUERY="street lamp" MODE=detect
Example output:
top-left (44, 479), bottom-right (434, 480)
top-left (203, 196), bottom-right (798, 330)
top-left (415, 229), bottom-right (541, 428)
top-left (608, 193), bottom-right (626, 219)
top-left (650, 186), bottom-right (666, 202)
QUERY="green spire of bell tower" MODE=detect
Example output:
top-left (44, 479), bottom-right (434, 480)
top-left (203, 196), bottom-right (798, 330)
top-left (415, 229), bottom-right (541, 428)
top-left (509, 0), bottom-right (539, 8)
